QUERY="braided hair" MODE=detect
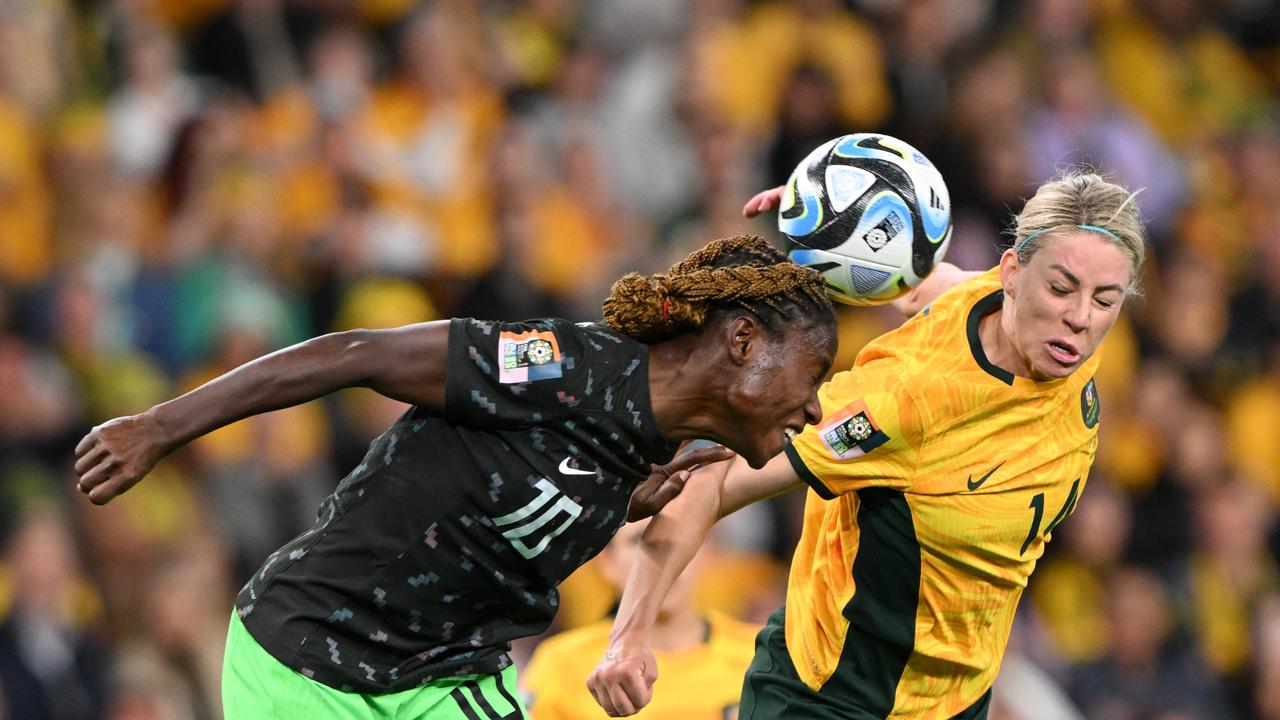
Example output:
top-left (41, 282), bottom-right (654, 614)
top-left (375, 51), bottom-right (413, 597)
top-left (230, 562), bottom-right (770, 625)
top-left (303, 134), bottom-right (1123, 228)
top-left (603, 235), bottom-right (835, 344)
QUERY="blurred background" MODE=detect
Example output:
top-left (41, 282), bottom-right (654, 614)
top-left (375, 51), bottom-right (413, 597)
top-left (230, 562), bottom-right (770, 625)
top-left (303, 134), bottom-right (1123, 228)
top-left (0, 0), bottom-right (1277, 718)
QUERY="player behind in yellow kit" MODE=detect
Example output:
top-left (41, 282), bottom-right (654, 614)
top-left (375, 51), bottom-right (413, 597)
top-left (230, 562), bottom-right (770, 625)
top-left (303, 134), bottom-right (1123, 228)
top-left (522, 515), bottom-right (758, 719)
top-left (588, 171), bottom-right (1147, 719)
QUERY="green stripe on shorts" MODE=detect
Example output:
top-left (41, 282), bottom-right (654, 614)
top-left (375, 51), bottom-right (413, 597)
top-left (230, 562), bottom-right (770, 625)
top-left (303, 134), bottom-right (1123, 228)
top-left (222, 612), bottom-right (526, 719)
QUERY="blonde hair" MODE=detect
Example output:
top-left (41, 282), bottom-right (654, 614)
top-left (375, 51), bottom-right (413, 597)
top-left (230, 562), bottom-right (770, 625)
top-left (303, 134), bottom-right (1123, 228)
top-left (603, 235), bottom-right (834, 343)
top-left (1012, 171), bottom-right (1147, 294)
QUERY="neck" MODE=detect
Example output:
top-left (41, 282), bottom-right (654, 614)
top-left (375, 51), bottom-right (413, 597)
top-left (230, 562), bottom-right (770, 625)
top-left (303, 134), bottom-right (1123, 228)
top-left (645, 337), bottom-right (733, 445)
top-left (980, 301), bottom-right (1034, 379)
top-left (650, 605), bottom-right (707, 653)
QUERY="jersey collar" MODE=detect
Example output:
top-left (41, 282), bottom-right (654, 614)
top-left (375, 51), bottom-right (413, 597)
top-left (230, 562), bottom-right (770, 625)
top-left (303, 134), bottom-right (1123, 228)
top-left (966, 290), bottom-right (1015, 385)
top-left (965, 290), bottom-right (1071, 392)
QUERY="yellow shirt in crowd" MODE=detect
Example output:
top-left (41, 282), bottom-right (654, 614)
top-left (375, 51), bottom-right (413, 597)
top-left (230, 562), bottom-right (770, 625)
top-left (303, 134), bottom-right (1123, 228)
top-left (523, 611), bottom-right (758, 720)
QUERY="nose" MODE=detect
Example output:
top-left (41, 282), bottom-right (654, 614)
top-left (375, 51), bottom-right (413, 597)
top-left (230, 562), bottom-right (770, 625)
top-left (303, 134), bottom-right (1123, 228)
top-left (803, 391), bottom-right (823, 426)
top-left (1064, 295), bottom-right (1090, 334)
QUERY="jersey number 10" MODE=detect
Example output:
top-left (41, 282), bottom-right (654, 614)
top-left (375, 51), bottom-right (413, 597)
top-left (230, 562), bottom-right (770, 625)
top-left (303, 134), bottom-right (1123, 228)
top-left (493, 478), bottom-right (584, 559)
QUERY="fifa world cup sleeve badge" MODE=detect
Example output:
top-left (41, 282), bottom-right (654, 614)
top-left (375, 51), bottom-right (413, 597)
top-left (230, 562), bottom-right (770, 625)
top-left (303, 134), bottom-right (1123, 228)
top-left (818, 399), bottom-right (890, 460)
top-left (498, 330), bottom-right (563, 384)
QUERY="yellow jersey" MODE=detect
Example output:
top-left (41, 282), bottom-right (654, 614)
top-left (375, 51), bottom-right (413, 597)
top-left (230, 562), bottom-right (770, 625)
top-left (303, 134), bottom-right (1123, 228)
top-left (523, 611), bottom-right (758, 720)
top-left (783, 268), bottom-right (1101, 718)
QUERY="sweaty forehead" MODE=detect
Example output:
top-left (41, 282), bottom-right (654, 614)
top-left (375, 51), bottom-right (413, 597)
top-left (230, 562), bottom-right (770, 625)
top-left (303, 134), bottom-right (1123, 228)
top-left (1032, 232), bottom-right (1132, 290)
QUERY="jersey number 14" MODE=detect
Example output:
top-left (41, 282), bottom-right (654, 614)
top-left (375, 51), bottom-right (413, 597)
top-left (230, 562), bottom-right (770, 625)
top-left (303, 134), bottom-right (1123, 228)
top-left (1020, 478), bottom-right (1081, 555)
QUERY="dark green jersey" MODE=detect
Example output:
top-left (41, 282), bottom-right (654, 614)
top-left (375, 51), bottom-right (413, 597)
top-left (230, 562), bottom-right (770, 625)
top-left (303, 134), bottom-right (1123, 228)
top-left (235, 318), bottom-right (677, 692)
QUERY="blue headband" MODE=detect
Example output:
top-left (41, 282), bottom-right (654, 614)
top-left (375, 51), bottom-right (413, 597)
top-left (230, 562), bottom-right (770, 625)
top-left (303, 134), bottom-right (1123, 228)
top-left (1016, 224), bottom-right (1120, 252)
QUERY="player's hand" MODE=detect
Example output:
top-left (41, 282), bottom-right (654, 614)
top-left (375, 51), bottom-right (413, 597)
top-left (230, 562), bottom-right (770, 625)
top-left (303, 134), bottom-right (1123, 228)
top-left (742, 185), bottom-right (786, 218)
top-left (74, 413), bottom-right (167, 505)
top-left (587, 638), bottom-right (658, 716)
top-left (627, 445), bottom-right (735, 522)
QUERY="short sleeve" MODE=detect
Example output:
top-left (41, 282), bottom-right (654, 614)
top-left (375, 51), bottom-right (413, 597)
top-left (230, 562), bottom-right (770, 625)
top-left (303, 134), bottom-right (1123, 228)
top-left (445, 318), bottom-right (593, 430)
top-left (785, 357), bottom-right (922, 499)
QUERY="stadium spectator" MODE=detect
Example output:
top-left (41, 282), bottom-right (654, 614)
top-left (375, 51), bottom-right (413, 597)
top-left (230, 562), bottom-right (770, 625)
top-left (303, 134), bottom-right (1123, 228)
top-left (523, 516), bottom-right (758, 719)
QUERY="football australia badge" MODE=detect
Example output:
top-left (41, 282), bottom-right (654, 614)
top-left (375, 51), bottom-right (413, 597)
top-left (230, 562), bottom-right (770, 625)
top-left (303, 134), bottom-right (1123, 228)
top-left (1081, 378), bottom-right (1100, 429)
top-left (498, 330), bottom-right (563, 384)
top-left (819, 399), bottom-right (890, 460)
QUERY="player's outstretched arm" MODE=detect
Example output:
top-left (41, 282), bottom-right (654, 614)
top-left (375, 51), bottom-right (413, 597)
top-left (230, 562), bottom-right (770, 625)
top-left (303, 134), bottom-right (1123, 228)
top-left (889, 262), bottom-right (981, 317)
top-left (74, 321), bottom-right (451, 505)
top-left (589, 461), bottom-right (726, 717)
top-left (589, 452), bottom-right (802, 716)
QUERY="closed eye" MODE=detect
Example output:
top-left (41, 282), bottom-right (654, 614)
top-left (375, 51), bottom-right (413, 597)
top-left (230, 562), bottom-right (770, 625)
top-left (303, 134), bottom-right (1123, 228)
top-left (1050, 284), bottom-right (1070, 296)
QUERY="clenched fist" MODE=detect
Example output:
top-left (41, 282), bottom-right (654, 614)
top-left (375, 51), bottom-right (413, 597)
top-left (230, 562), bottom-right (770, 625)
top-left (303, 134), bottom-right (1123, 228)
top-left (74, 413), bottom-right (167, 504)
top-left (587, 639), bottom-right (658, 716)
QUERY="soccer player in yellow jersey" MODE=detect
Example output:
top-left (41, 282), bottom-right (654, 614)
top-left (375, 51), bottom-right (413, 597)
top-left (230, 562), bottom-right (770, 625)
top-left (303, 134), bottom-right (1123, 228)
top-left (588, 172), bottom-right (1147, 720)
top-left (523, 518), bottom-right (758, 719)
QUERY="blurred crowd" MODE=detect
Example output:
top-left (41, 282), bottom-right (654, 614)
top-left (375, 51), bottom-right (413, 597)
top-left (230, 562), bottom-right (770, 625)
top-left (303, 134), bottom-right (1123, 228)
top-left (0, 0), bottom-right (1277, 718)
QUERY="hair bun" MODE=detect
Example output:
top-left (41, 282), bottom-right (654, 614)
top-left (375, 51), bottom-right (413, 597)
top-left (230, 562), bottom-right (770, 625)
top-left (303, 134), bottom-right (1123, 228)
top-left (603, 274), bottom-right (667, 342)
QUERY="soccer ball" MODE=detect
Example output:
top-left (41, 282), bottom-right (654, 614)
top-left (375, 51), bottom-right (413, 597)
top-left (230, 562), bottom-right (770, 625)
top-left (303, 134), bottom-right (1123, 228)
top-left (779, 133), bottom-right (952, 306)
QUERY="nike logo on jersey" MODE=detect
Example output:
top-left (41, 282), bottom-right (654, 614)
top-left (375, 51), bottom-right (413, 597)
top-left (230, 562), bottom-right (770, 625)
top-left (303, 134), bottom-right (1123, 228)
top-left (558, 457), bottom-right (596, 476)
top-left (967, 462), bottom-right (1005, 491)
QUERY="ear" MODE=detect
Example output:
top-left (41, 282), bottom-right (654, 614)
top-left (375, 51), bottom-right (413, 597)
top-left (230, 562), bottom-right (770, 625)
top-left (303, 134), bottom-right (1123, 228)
top-left (725, 315), bottom-right (758, 367)
top-left (998, 248), bottom-right (1021, 300)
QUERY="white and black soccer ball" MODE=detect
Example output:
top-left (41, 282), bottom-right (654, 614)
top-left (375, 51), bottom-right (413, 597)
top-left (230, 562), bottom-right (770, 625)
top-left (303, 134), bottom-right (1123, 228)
top-left (779, 133), bottom-right (952, 306)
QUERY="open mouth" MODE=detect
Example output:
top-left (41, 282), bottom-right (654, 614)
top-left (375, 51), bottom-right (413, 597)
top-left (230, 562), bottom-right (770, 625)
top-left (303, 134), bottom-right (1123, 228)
top-left (783, 427), bottom-right (799, 444)
top-left (1046, 339), bottom-right (1080, 365)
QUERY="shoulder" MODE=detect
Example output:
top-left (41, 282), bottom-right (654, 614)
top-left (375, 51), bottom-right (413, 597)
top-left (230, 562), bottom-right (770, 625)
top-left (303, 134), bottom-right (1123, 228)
top-left (451, 317), bottom-right (586, 348)
top-left (892, 263), bottom-right (988, 317)
top-left (516, 318), bottom-right (646, 361)
top-left (917, 266), bottom-right (1002, 319)
top-left (565, 321), bottom-right (644, 356)
top-left (828, 335), bottom-right (926, 432)
top-left (450, 317), bottom-right (642, 373)
top-left (826, 355), bottom-right (917, 407)
top-left (814, 358), bottom-right (926, 471)
top-left (853, 267), bottom-right (1003, 389)
top-left (866, 267), bottom-right (1000, 357)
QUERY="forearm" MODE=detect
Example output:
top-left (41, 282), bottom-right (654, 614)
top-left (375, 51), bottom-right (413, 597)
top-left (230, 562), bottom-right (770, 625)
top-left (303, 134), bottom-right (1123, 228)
top-left (718, 452), bottom-right (804, 518)
top-left (78, 321), bottom-right (449, 505)
top-left (587, 454), bottom-right (794, 715)
top-left (147, 330), bottom-right (380, 453)
top-left (609, 481), bottom-right (721, 645)
top-left (608, 454), bottom-right (801, 628)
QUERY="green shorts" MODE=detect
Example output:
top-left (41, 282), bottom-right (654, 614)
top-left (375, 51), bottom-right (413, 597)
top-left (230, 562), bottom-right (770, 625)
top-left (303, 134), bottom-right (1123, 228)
top-left (222, 612), bottom-right (526, 719)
